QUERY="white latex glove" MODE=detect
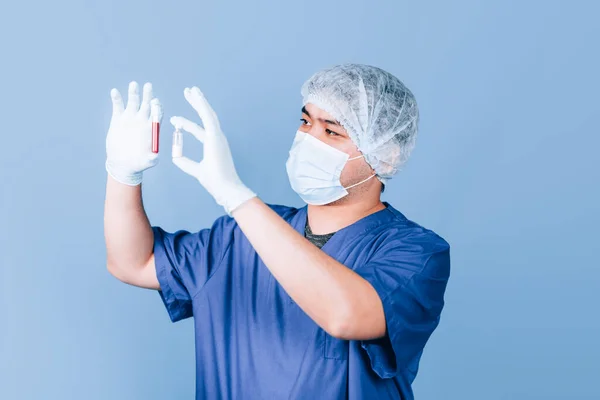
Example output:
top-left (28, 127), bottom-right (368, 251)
top-left (105, 81), bottom-right (163, 186)
top-left (170, 87), bottom-right (256, 215)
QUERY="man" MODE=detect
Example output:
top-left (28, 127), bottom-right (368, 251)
top-left (104, 64), bottom-right (450, 399)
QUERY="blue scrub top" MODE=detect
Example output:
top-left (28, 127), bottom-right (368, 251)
top-left (152, 203), bottom-right (450, 400)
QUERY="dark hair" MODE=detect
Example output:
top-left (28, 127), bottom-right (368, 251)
top-left (381, 183), bottom-right (385, 193)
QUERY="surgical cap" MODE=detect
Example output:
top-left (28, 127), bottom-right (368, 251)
top-left (301, 64), bottom-right (419, 183)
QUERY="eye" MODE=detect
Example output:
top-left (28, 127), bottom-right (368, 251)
top-left (300, 118), bottom-right (311, 126)
top-left (325, 128), bottom-right (339, 137)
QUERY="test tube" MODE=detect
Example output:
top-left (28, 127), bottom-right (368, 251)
top-left (172, 126), bottom-right (183, 158)
top-left (152, 115), bottom-right (160, 153)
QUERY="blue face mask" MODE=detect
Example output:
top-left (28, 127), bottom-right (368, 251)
top-left (285, 130), bottom-right (376, 205)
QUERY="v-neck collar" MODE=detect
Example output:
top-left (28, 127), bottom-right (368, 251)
top-left (291, 202), bottom-right (400, 254)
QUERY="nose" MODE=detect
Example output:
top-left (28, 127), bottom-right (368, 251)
top-left (306, 127), bottom-right (326, 142)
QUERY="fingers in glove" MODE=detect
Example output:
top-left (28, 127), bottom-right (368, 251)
top-left (111, 88), bottom-right (124, 117)
top-left (125, 81), bottom-right (141, 113)
top-left (183, 87), bottom-right (220, 134)
top-left (150, 98), bottom-right (163, 123)
top-left (139, 82), bottom-right (153, 118)
top-left (172, 156), bottom-right (200, 177)
top-left (170, 116), bottom-right (206, 143)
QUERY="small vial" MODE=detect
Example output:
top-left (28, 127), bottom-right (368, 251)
top-left (172, 126), bottom-right (183, 158)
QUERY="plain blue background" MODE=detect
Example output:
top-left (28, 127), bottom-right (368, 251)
top-left (1, 0), bottom-right (598, 399)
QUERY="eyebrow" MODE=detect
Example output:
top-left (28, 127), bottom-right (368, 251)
top-left (302, 106), bottom-right (341, 127)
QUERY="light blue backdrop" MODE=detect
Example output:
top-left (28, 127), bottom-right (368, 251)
top-left (1, 0), bottom-right (598, 399)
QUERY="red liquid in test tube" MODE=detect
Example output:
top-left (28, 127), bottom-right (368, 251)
top-left (152, 118), bottom-right (160, 153)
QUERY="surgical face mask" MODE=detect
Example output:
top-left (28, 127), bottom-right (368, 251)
top-left (285, 130), bottom-right (376, 205)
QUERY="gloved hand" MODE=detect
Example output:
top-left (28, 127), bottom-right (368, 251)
top-left (170, 87), bottom-right (256, 215)
top-left (105, 81), bottom-right (163, 186)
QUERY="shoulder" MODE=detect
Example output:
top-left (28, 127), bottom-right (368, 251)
top-left (372, 205), bottom-right (451, 278)
top-left (377, 205), bottom-right (449, 250)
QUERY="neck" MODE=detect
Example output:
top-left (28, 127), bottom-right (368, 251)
top-left (306, 194), bottom-right (386, 235)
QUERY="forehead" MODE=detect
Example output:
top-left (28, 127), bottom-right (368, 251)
top-left (303, 103), bottom-right (337, 122)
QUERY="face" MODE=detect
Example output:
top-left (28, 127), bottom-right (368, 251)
top-left (298, 103), bottom-right (377, 196)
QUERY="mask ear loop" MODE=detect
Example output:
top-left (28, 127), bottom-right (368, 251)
top-left (344, 173), bottom-right (377, 190)
top-left (348, 155), bottom-right (364, 161)
top-left (343, 154), bottom-right (377, 189)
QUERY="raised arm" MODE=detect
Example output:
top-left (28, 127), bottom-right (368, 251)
top-left (103, 81), bottom-right (162, 290)
top-left (104, 176), bottom-right (158, 289)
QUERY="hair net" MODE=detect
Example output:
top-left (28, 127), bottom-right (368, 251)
top-left (301, 64), bottom-right (419, 183)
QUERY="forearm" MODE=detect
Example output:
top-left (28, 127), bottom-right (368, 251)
top-left (232, 198), bottom-right (385, 339)
top-left (104, 175), bottom-right (154, 274)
